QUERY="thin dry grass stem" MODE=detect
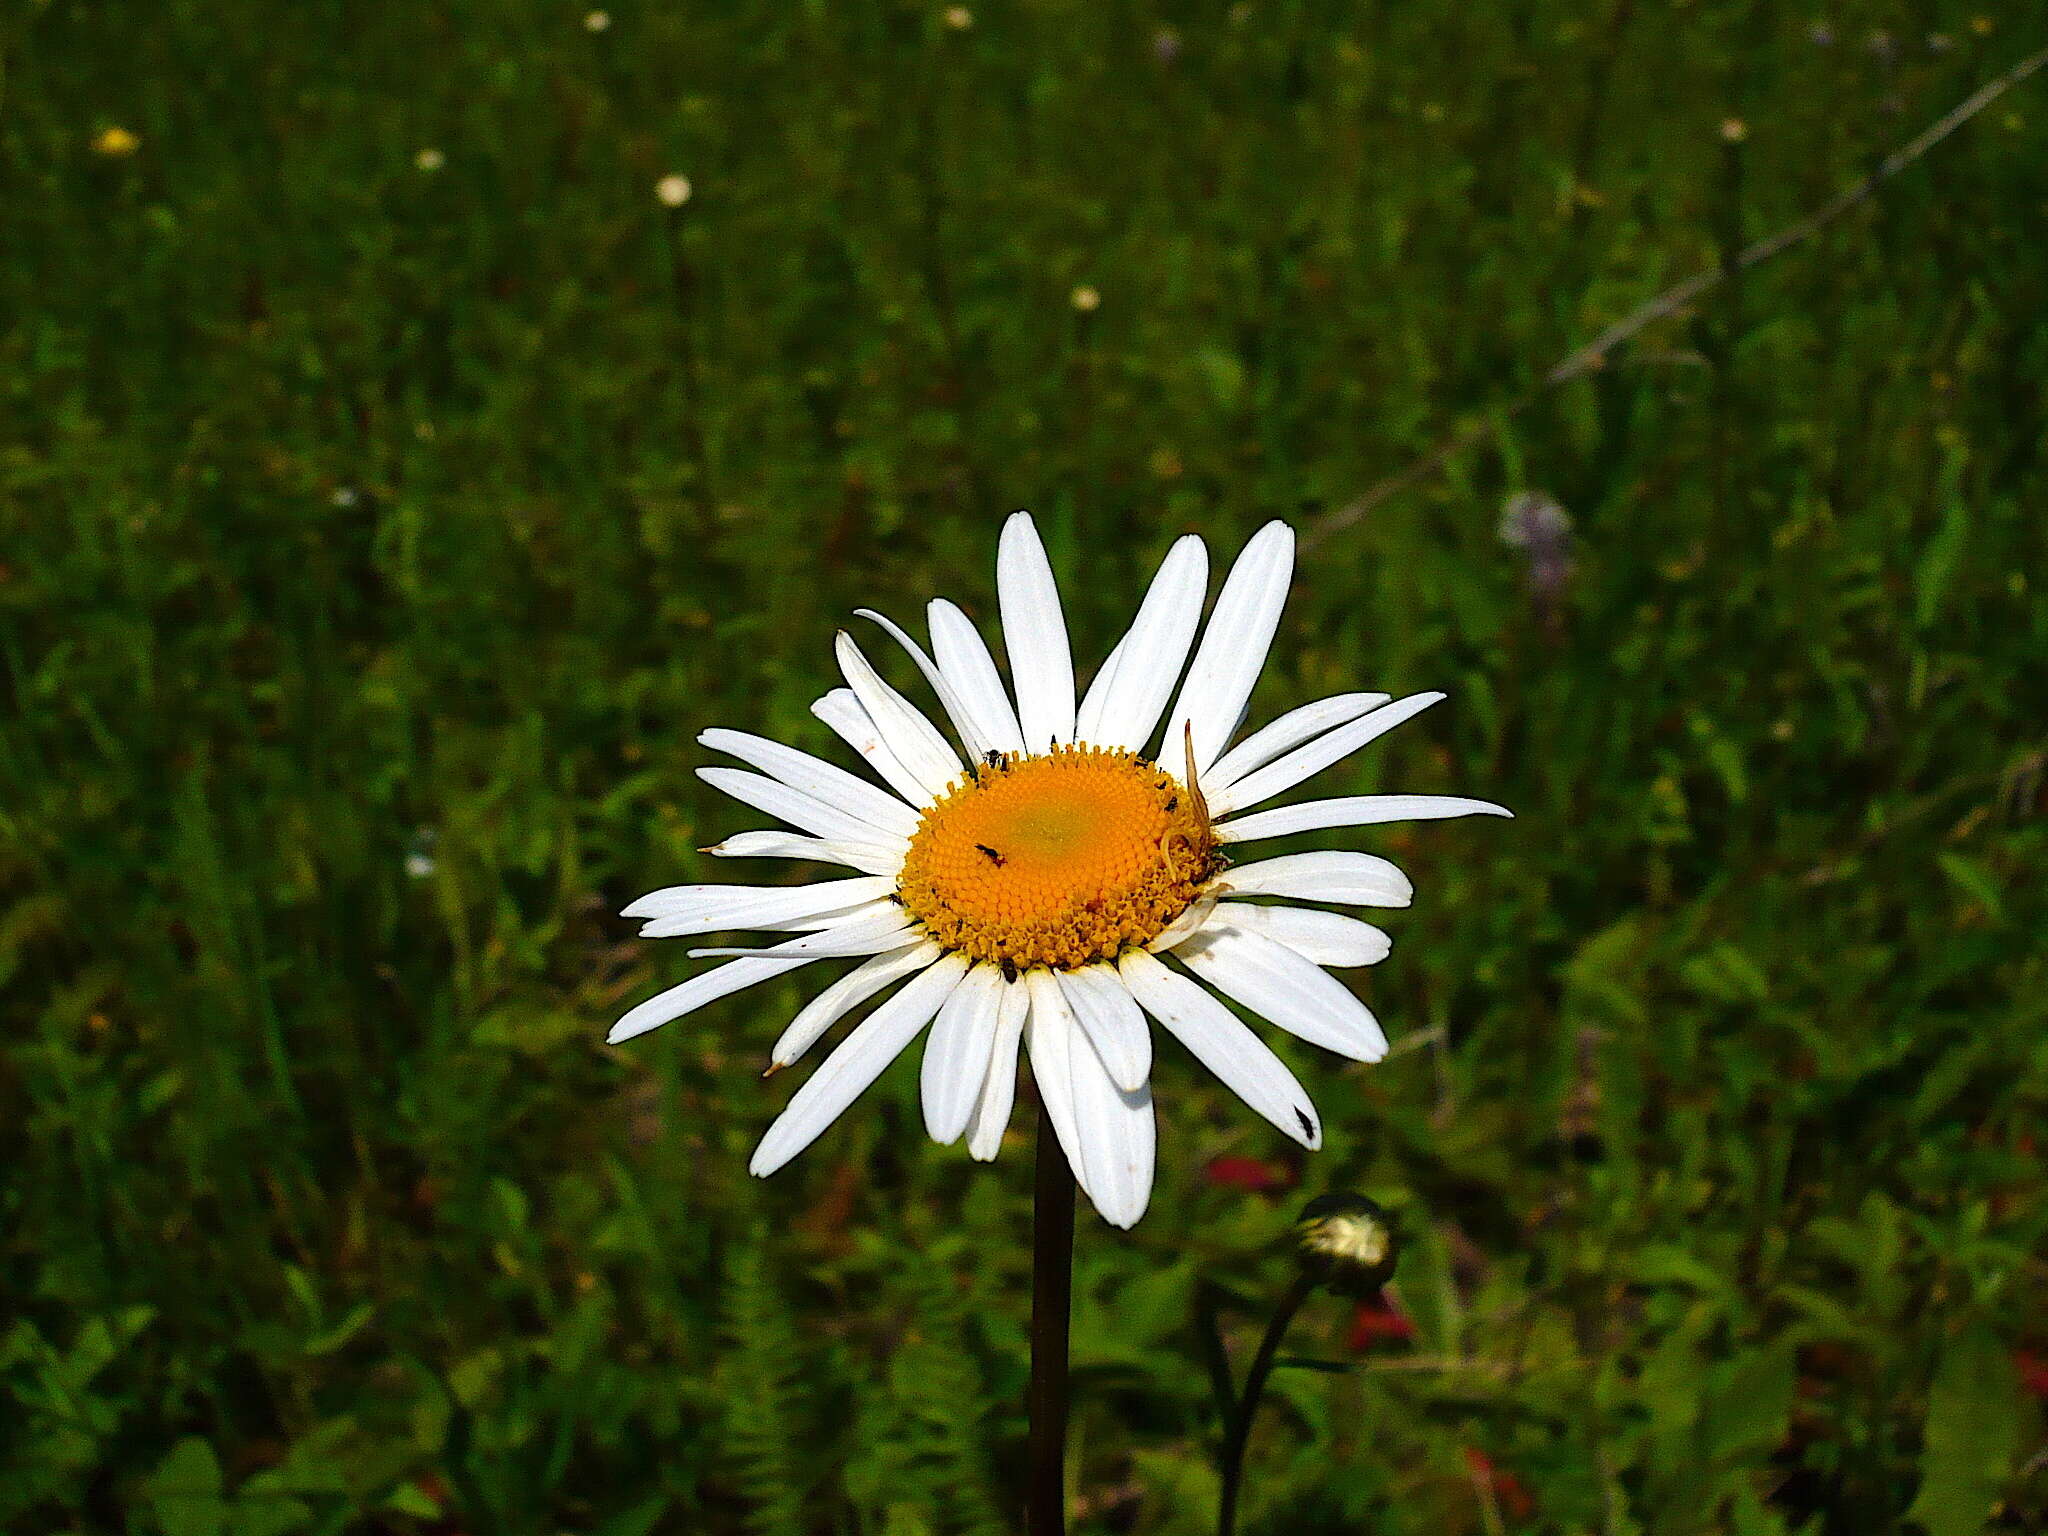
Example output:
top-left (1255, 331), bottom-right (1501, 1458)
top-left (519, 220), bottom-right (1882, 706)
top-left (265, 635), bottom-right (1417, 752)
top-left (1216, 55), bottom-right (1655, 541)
top-left (1306, 44), bottom-right (2048, 551)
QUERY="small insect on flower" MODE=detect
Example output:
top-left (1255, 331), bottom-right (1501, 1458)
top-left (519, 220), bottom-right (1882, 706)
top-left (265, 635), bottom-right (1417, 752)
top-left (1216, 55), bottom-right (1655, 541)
top-left (611, 515), bottom-right (1509, 1227)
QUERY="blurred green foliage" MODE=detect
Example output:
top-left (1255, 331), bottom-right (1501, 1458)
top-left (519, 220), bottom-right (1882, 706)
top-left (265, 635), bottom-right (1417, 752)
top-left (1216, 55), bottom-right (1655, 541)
top-left (4, 0), bottom-right (2047, 1531)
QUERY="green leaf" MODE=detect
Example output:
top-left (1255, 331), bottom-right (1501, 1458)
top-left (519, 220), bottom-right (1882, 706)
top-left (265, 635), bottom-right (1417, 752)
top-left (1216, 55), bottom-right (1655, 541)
top-left (380, 1482), bottom-right (443, 1519)
top-left (596, 1497), bottom-right (676, 1536)
top-left (1631, 1243), bottom-right (1730, 1294)
top-left (146, 1438), bottom-right (227, 1536)
top-left (1564, 915), bottom-right (1654, 1024)
top-left (303, 1301), bottom-right (374, 1356)
top-left (1935, 853), bottom-right (2004, 922)
top-left (879, 1505), bottom-right (936, 1536)
top-left (1273, 1355), bottom-right (1355, 1374)
top-left (1906, 1325), bottom-right (2024, 1536)
top-left (1191, 345), bottom-right (1246, 408)
top-left (1701, 1344), bottom-right (1795, 1464)
top-left (1679, 941), bottom-right (1771, 1005)
top-left (1913, 501), bottom-right (1969, 628)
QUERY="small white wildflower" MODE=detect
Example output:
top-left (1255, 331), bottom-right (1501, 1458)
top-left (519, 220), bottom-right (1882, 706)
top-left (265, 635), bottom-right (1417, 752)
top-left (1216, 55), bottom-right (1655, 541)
top-left (655, 173), bottom-right (693, 207)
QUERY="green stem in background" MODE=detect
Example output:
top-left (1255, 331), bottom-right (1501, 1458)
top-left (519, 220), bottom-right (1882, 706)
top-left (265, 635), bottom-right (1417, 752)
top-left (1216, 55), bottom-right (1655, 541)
top-left (1216, 1273), bottom-right (1314, 1536)
top-left (1027, 1101), bottom-right (1076, 1536)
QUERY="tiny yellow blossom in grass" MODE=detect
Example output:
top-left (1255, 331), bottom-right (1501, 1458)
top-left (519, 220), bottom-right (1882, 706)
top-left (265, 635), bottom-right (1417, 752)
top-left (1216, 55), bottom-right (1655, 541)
top-left (656, 174), bottom-right (693, 207)
top-left (94, 126), bottom-right (141, 157)
top-left (584, 9), bottom-right (611, 31)
top-left (1720, 117), bottom-right (1749, 143)
top-left (943, 6), bottom-right (973, 29)
top-left (1070, 285), bottom-right (1101, 312)
top-left (415, 148), bottom-right (446, 172)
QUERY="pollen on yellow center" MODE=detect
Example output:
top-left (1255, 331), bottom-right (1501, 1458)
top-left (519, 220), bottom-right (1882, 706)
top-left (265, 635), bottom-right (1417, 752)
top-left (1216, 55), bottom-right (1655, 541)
top-left (897, 745), bottom-right (1219, 971)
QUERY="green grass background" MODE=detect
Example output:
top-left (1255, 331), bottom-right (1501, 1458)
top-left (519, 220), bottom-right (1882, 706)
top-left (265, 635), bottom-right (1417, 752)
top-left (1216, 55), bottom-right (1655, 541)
top-left (5, 1), bottom-right (2047, 1531)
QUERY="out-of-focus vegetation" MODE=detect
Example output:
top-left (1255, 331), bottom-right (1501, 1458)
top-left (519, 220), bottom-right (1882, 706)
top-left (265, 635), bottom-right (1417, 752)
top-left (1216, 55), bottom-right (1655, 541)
top-left (4, 1), bottom-right (2046, 1531)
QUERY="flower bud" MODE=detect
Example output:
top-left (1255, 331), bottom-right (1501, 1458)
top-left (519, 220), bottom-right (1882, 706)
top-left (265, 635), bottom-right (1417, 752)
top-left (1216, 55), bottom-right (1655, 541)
top-left (1292, 1194), bottom-right (1399, 1297)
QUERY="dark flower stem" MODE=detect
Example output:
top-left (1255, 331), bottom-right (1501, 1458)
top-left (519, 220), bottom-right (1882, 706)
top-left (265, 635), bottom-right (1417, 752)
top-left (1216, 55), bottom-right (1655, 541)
top-left (1216, 1273), bottom-right (1314, 1536)
top-left (1027, 1101), bottom-right (1076, 1536)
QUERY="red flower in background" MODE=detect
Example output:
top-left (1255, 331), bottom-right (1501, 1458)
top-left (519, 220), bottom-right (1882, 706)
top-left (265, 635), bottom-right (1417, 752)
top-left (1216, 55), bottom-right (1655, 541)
top-left (1203, 1155), bottom-right (1295, 1194)
top-left (1462, 1448), bottom-right (1535, 1522)
top-left (1347, 1293), bottom-right (1416, 1351)
top-left (2016, 1348), bottom-right (2048, 1399)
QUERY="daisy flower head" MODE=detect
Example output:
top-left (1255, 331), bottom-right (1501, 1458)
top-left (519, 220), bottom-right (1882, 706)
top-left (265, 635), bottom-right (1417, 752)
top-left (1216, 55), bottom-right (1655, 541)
top-left (612, 515), bottom-right (1508, 1227)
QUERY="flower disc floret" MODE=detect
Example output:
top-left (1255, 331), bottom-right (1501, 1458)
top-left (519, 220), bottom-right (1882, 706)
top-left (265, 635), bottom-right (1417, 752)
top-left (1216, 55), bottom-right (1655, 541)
top-left (896, 745), bottom-right (1218, 971)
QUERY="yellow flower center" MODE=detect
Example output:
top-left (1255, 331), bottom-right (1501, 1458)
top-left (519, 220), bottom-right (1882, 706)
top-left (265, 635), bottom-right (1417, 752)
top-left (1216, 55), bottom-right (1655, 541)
top-left (897, 745), bottom-right (1220, 972)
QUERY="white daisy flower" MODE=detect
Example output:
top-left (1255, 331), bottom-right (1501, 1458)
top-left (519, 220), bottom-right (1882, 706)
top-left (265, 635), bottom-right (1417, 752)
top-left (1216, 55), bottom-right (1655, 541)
top-left (612, 514), bottom-right (1508, 1228)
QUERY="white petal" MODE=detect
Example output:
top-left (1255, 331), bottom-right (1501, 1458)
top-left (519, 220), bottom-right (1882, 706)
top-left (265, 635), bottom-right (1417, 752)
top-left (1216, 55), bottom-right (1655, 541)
top-left (761, 900), bottom-right (902, 933)
top-left (625, 874), bottom-right (895, 937)
top-left (770, 941), bottom-right (943, 1067)
top-left (1057, 965), bottom-right (1152, 1093)
top-left (921, 964), bottom-right (1005, 1144)
top-left (929, 599), bottom-right (1028, 756)
top-left (700, 728), bottom-right (921, 840)
top-left (749, 953), bottom-right (969, 1177)
top-left (813, 688), bottom-right (936, 810)
top-left (1117, 949), bottom-right (1322, 1149)
top-left (1207, 901), bottom-right (1392, 968)
top-left (998, 512), bottom-right (1076, 751)
top-left (1078, 635), bottom-right (1128, 736)
top-left (1174, 926), bottom-right (1388, 1061)
top-left (1217, 850), bottom-right (1413, 908)
top-left (699, 767), bottom-right (915, 850)
top-left (1205, 693), bottom-right (1390, 794)
top-left (1066, 1017), bottom-right (1155, 1228)
top-left (1075, 535), bottom-right (1208, 752)
top-left (687, 902), bottom-right (916, 959)
top-left (1023, 970), bottom-right (1087, 1188)
top-left (835, 632), bottom-right (965, 803)
top-left (703, 830), bottom-right (904, 878)
top-left (965, 976), bottom-right (1029, 1160)
top-left (1218, 793), bottom-right (1511, 843)
top-left (609, 956), bottom-right (809, 1044)
top-left (855, 608), bottom-right (994, 761)
top-left (1143, 893), bottom-right (1219, 954)
top-left (1158, 521), bottom-right (1294, 781)
top-left (1208, 692), bottom-right (1446, 816)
